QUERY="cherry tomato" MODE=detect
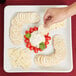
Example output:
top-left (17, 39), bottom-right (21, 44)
top-left (34, 47), bottom-right (38, 53)
top-left (24, 35), bottom-right (26, 38)
top-left (38, 48), bottom-right (42, 51)
top-left (45, 36), bottom-right (51, 40)
top-left (34, 26), bottom-right (38, 31)
top-left (44, 35), bottom-right (48, 38)
top-left (29, 28), bottom-right (34, 33)
top-left (47, 36), bottom-right (51, 40)
top-left (45, 45), bottom-right (47, 48)
top-left (26, 42), bottom-right (31, 48)
top-left (45, 38), bottom-right (49, 42)
top-left (29, 46), bottom-right (34, 50)
top-left (45, 37), bottom-right (49, 41)
top-left (45, 41), bottom-right (49, 45)
top-left (25, 30), bottom-right (30, 34)
top-left (24, 39), bottom-right (29, 43)
top-left (46, 33), bottom-right (49, 36)
top-left (24, 35), bottom-right (29, 40)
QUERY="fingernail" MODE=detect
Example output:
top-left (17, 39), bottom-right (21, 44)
top-left (48, 16), bottom-right (52, 20)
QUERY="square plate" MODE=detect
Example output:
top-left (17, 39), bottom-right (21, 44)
top-left (4, 5), bottom-right (73, 73)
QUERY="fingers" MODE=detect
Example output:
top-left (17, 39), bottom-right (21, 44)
top-left (44, 17), bottom-right (55, 28)
top-left (44, 11), bottom-right (51, 24)
top-left (44, 14), bottom-right (53, 28)
top-left (43, 9), bottom-right (54, 28)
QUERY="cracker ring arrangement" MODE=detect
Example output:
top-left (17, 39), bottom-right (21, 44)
top-left (24, 26), bottom-right (51, 53)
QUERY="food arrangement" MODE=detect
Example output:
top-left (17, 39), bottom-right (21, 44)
top-left (24, 26), bottom-right (51, 53)
top-left (8, 48), bottom-right (32, 69)
top-left (34, 35), bottom-right (66, 67)
top-left (8, 11), bottom-right (67, 70)
top-left (10, 12), bottom-right (40, 45)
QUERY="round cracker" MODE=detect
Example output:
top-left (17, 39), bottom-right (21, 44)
top-left (8, 48), bottom-right (32, 69)
top-left (10, 12), bottom-right (40, 45)
top-left (34, 35), bottom-right (66, 67)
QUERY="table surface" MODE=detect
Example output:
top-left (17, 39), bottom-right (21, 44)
top-left (0, 0), bottom-right (76, 76)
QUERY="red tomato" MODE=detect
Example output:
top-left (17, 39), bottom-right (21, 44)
top-left (38, 48), bottom-right (42, 51)
top-left (45, 45), bottom-right (47, 48)
top-left (44, 35), bottom-right (48, 38)
top-left (25, 30), bottom-right (30, 34)
top-left (45, 41), bottom-right (49, 45)
top-left (26, 43), bottom-right (31, 48)
top-left (29, 28), bottom-right (34, 33)
top-left (47, 36), bottom-right (51, 40)
top-left (45, 36), bottom-right (51, 40)
top-left (34, 26), bottom-right (38, 31)
top-left (29, 46), bottom-right (34, 50)
top-left (24, 35), bottom-right (26, 38)
top-left (24, 39), bottom-right (29, 43)
top-left (45, 34), bottom-right (51, 40)
top-left (45, 37), bottom-right (48, 41)
top-left (24, 35), bottom-right (29, 40)
top-left (45, 39), bottom-right (48, 42)
top-left (34, 47), bottom-right (38, 53)
top-left (46, 33), bottom-right (49, 36)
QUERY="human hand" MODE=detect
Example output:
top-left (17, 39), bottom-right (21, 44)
top-left (44, 7), bottom-right (69, 27)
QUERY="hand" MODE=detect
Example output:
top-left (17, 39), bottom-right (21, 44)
top-left (44, 7), bottom-right (69, 27)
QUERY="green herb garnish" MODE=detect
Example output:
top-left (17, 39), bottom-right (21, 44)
top-left (25, 33), bottom-right (31, 38)
top-left (39, 42), bottom-right (45, 50)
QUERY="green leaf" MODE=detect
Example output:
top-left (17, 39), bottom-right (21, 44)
top-left (25, 33), bottom-right (31, 38)
top-left (39, 42), bottom-right (45, 50)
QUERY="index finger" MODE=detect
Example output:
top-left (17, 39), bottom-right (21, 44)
top-left (43, 12), bottom-right (50, 24)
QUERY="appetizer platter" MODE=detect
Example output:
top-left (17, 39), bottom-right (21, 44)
top-left (4, 6), bottom-right (73, 72)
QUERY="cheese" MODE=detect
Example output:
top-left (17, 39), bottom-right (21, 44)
top-left (30, 31), bottom-right (45, 47)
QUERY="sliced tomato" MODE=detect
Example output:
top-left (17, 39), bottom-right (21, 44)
top-left (33, 26), bottom-right (38, 31)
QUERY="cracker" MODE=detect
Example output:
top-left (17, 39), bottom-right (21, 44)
top-left (10, 12), bottom-right (40, 45)
top-left (34, 35), bottom-right (66, 67)
top-left (38, 20), bottom-right (65, 35)
top-left (8, 48), bottom-right (32, 69)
